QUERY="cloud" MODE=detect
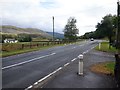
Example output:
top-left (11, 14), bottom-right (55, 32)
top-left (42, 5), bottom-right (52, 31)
top-left (0, 0), bottom-right (117, 35)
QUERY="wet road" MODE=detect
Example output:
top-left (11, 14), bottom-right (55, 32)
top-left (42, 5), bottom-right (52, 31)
top-left (2, 40), bottom-right (99, 89)
top-left (44, 49), bottom-right (116, 88)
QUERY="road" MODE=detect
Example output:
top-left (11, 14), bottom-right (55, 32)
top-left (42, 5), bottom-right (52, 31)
top-left (2, 40), bottom-right (99, 89)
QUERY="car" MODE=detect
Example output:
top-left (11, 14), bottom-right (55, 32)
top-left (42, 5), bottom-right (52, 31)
top-left (90, 38), bottom-right (94, 41)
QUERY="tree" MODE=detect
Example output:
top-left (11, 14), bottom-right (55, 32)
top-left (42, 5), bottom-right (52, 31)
top-left (95, 14), bottom-right (115, 46)
top-left (17, 34), bottom-right (32, 42)
top-left (63, 17), bottom-right (79, 41)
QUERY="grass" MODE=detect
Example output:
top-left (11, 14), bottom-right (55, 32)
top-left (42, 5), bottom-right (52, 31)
top-left (95, 42), bottom-right (117, 53)
top-left (0, 43), bottom-right (66, 57)
top-left (90, 61), bottom-right (115, 76)
top-left (1, 40), bottom-right (83, 57)
top-left (93, 41), bottom-right (116, 76)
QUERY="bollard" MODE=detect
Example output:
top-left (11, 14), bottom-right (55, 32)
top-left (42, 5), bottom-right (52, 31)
top-left (78, 54), bottom-right (83, 75)
top-left (99, 43), bottom-right (101, 50)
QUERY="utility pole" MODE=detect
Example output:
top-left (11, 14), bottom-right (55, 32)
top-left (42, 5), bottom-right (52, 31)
top-left (116, 0), bottom-right (120, 51)
top-left (114, 0), bottom-right (120, 88)
top-left (52, 16), bottom-right (55, 42)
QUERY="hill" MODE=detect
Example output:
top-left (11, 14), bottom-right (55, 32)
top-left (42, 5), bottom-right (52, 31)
top-left (46, 32), bottom-right (64, 39)
top-left (1, 25), bottom-right (52, 39)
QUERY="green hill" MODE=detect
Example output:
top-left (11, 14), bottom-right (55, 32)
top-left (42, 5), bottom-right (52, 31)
top-left (0, 25), bottom-right (52, 39)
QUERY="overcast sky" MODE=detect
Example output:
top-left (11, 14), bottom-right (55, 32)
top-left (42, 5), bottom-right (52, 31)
top-left (0, 0), bottom-right (117, 35)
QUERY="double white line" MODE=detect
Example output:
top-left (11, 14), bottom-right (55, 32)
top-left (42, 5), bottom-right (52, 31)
top-left (2, 53), bottom-right (56, 70)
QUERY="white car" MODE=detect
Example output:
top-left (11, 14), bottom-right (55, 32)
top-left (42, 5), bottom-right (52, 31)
top-left (90, 38), bottom-right (94, 41)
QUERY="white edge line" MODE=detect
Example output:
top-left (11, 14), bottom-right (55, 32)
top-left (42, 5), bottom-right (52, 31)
top-left (34, 82), bottom-right (38, 85)
top-left (71, 58), bottom-right (76, 62)
top-left (2, 53), bottom-right (56, 70)
top-left (25, 85), bottom-right (33, 90)
top-left (26, 67), bottom-right (62, 89)
top-left (82, 45), bottom-right (98, 55)
top-left (64, 63), bottom-right (69, 67)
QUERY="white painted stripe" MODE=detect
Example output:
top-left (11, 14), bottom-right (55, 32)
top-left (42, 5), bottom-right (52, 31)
top-left (51, 67), bottom-right (62, 75)
top-left (2, 53), bottom-right (56, 70)
top-left (82, 45), bottom-right (98, 54)
top-left (34, 82), bottom-right (38, 85)
top-left (64, 63), bottom-right (69, 67)
top-left (26, 67), bottom-right (63, 89)
top-left (25, 85), bottom-right (33, 90)
top-left (71, 58), bottom-right (76, 62)
top-left (36, 67), bottom-right (62, 83)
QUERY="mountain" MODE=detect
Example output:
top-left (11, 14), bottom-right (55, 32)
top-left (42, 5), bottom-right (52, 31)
top-left (46, 32), bottom-right (64, 39)
top-left (1, 25), bottom-right (52, 39)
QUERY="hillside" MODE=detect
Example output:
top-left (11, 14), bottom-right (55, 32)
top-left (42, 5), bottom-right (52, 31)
top-left (46, 32), bottom-right (64, 39)
top-left (1, 25), bottom-right (52, 39)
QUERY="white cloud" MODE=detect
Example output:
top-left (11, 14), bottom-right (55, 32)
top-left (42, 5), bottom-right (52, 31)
top-left (0, 0), bottom-right (117, 35)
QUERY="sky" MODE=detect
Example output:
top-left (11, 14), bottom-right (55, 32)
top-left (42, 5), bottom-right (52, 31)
top-left (0, 0), bottom-right (118, 35)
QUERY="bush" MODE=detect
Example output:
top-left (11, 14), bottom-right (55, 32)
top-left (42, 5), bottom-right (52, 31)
top-left (17, 34), bottom-right (32, 42)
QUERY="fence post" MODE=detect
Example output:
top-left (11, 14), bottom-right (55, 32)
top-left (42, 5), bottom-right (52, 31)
top-left (22, 44), bottom-right (24, 49)
top-left (30, 43), bottom-right (32, 48)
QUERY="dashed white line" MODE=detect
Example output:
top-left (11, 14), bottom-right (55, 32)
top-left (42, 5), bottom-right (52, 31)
top-left (25, 85), bottom-right (33, 90)
top-left (64, 63), bottom-right (70, 67)
top-left (82, 45), bottom-right (98, 55)
top-left (25, 67), bottom-right (62, 90)
top-left (71, 58), bottom-right (76, 62)
top-left (34, 82), bottom-right (38, 85)
top-left (2, 53), bottom-right (56, 70)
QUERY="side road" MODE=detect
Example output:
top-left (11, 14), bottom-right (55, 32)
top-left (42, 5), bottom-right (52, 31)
top-left (43, 49), bottom-right (117, 88)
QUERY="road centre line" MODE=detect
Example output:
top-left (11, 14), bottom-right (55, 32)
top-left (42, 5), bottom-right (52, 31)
top-left (2, 53), bottom-right (56, 70)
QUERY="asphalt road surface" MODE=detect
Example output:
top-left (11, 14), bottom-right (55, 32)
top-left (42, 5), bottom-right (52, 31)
top-left (2, 40), bottom-right (99, 89)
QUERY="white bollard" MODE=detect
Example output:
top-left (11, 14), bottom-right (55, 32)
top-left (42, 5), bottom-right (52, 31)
top-left (78, 54), bottom-right (84, 75)
top-left (99, 43), bottom-right (101, 50)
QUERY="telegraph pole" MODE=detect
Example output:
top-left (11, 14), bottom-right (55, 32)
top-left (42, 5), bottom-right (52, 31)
top-left (52, 16), bottom-right (55, 42)
top-left (116, 0), bottom-right (120, 50)
top-left (115, 1), bottom-right (120, 88)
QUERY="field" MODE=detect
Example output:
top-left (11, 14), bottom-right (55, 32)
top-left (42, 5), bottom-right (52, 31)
top-left (0, 41), bottom-right (74, 57)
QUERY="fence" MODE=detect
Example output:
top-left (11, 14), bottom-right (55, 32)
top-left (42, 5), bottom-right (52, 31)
top-left (114, 54), bottom-right (120, 88)
top-left (2, 41), bottom-right (73, 52)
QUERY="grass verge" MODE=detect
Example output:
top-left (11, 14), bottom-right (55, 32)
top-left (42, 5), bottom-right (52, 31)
top-left (90, 61), bottom-right (115, 76)
top-left (0, 44), bottom-right (65, 57)
top-left (93, 42), bottom-right (116, 76)
top-left (95, 42), bottom-right (116, 53)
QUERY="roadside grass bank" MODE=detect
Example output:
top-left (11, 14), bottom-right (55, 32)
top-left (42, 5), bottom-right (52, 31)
top-left (0, 43), bottom-right (65, 57)
top-left (90, 61), bottom-right (115, 76)
top-left (0, 40), bottom-right (84, 57)
top-left (95, 42), bottom-right (116, 53)
top-left (92, 41), bottom-right (116, 76)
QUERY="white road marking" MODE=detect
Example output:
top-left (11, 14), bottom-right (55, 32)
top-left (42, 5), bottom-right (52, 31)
top-left (25, 67), bottom-right (62, 89)
top-left (82, 44), bottom-right (98, 55)
top-left (2, 53), bottom-right (56, 70)
top-left (72, 47), bottom-right (76, 49)
top-left (71, 58), bottom-right (76, 62)
top-left (25, 85), bottom-right (33, 90)
top-left (25, 44), bottom-right (98, 90)
top-left (64, 63), bottom-right (70, 67)
top-left (34, 82), bottom-right (38, 85)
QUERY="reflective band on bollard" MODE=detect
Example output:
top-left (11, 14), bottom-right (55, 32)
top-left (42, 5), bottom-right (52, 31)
top-left (78, 54), bottom-right (83, 75)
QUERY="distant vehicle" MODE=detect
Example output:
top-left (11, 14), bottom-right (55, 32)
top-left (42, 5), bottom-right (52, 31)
top-left (90, 38), bottom-right (94, 41)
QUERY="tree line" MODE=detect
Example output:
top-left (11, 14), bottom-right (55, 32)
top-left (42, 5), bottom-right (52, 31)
top-left (80, 14), bottom-right (118, 44)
